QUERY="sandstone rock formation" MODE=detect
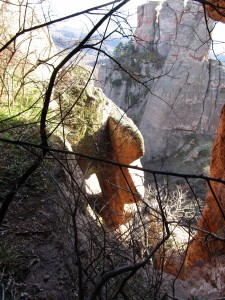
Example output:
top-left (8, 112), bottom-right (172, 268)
top-left (54, 68), bottom-right (145, 228)
top-left (98, 0), bottom-right (225, 288)
top-left (205, 0), bottom-right (225, 23)
top-left (99, 0), bottom-right (225, 171)
top-left (183, 104), bottom-right (225, 269)
top-left (161, 105), bottom-right (225, 297)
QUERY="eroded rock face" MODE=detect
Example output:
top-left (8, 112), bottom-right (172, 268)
top-left (54, 69), bottom-right (144, 228)
top-left (92, 112), bottom-right (145, 228)
top-left (99, 0), bottom-right (225, 170)
top-left (183, 104), bottom-right (225, 270)
top-left (98, 0), bottom-right (225, 280)
top-left (205, 0), bottom-right (225, 23)
top-left (135, 1), bottom-right (159, 49)
top-left (163, 105), bottom-right (225, 280)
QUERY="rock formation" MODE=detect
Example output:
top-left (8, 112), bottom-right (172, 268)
top-left (133, 0), bottom-right (225, 279)
top-left (98, 0), bottom-right (225, 289)
top-left (182, 0), bottom-right (225, 269)
top-left (205, 0), bottom-right (225, 23)
top-left (183, 105), bottom-right (225, 269)
top-left (162, 105), bottom-right (225, 297)
top-left (99, 0), bottom-right (225, 172)
top-left (54, 67), bottom-right (145, 228)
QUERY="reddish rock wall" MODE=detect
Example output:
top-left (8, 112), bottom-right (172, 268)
top-left (205, 0), bottom-right (225, 23)
top-left (162, 0), bottom-right (225, 278)
top-left (183, 105), bottom-right (225, 270)
top-left (164, 106), bottom-right (225, 278)
top-left (55, 70), bottom-right (145, 229)
top-left (92, 116), bottom-right (145, 228)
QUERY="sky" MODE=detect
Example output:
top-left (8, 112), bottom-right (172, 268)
top-left (45, 0), bottom-right (148, 29)
top-left (48, 0), bottom-right (148, 15)
top-left (45, 0), bottom-right (225, 56)
top-left (211, 22), bottom-right (225, 50)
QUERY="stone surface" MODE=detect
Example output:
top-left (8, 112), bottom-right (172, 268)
top-left (99, 0), bottom-right (225, 169)
top-left (98, 0), bottom-right (225, 284)
top-left (164, 254), bottom-right (225, 299)
top-left (183, 104), bottom-right (225, 270)
top-left (54, 70), bottom-right (145, 228)
top-left (205, 0), bottom-right (225, 23)
top-left (135, 1), bottom-right (160, 49)
top-left (162, 106), bottom-right (225, 281)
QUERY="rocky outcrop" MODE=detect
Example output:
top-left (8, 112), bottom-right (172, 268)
top-left (162, 105), bottom-right (225, 295)
top-left (99, 0), bottom-right (225, 170)
top-left (54, 68), bottom-right (144, 228)
top-left (205, 0), bottom-right (225, 23)
top-left (98, 0), bottom-right (225, 287)
top-left (183, 104), bottom-right (225, 269)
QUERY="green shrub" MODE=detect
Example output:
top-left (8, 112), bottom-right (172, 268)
top-left (111, 78), bottom-right (122, 86)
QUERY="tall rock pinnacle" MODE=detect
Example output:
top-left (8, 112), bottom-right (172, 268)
top-left (99, 0), bottom-right (225, 170)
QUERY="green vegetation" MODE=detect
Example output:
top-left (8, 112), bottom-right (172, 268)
top-left (113, 39), bottom-right (162, 71)
top-left (113, 40), bottom-right (135, 62)
top-left (111, 39), bottom-right (163, 108)
top-left (111, 78), bottom-right (123, 86)
top-left (0, 120), bottom-right (53, 199)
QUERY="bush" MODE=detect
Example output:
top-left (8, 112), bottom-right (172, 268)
top-left (111, 78), bottom-right (123, 86)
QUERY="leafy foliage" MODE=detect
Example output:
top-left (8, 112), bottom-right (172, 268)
top-left (113, 40), bottom-right (135, 62)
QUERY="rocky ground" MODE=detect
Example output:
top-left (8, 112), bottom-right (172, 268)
top-left (0, 174), bottom-right (75, 300)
